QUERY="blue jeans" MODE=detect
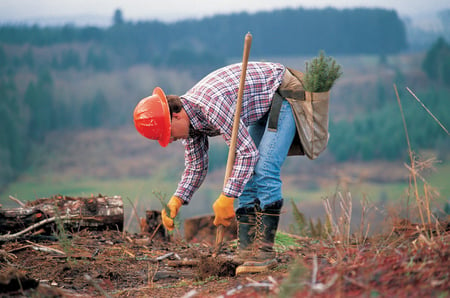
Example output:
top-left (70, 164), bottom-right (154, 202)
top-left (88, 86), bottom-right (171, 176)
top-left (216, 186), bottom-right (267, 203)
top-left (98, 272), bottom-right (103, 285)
top-left (238, 98), bottom-right (296, 210)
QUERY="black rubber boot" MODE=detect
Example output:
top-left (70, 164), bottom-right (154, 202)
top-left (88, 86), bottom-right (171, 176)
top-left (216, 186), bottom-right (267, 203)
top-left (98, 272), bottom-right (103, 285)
top-left (256, 199), bottom-right (283, 259)
top-left (236, 199), bottom-right (283, 275)
top-left (235, 207), bottom-right (256, 261)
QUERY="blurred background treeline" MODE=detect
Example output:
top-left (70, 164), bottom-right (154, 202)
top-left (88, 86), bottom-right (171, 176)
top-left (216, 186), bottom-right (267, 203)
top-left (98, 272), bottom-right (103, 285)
top-left (0, 7), bottom-right (449, 206)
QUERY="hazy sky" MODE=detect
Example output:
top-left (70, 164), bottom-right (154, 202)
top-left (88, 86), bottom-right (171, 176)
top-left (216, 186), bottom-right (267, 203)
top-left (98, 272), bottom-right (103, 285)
top-left (1, 0), bottom-right (449, 25)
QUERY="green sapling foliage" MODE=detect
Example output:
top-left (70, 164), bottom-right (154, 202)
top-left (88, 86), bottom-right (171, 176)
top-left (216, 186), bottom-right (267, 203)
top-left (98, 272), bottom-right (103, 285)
top-left (302, 50), bottom-right (343, 92)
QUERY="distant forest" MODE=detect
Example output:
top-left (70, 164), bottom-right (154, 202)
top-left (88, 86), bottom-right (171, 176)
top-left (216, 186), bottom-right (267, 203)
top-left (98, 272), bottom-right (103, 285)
top-left (0, 7), bottom-right (407, 71)
top-left (1, 7), bottom-right (449, 191)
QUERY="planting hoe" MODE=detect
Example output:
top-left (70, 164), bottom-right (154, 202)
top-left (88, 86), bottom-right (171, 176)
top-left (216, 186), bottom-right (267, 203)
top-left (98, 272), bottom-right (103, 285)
top-left (214, 32), bottom-right (252, 254)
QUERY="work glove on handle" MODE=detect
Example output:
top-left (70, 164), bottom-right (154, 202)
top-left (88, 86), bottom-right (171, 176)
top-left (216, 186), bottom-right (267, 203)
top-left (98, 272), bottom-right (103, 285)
top-left (213, 193), bottom-right (235, 227)
top-left (161, 196), bottom-right (183, 231)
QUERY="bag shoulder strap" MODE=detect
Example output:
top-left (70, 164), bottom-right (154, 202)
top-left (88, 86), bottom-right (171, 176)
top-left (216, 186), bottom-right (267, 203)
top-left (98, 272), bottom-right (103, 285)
top-left (278, 68), bottom-right (305, 100)
top-left (268, 92), bottom-right (283, 131)
top-left (268, 67), bottom-right (306, 131)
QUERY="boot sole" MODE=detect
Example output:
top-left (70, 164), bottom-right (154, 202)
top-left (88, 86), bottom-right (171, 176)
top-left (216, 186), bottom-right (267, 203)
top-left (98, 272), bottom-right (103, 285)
top-left (235, 259), bottom-right (277, 275)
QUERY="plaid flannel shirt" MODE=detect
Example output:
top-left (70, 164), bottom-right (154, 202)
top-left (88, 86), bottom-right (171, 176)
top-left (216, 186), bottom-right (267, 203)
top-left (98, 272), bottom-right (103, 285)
top-left (174, 62), bottom-right (286, 203)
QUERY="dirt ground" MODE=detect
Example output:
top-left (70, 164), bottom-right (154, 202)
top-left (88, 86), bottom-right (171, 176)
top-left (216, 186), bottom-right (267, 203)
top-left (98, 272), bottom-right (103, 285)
top-left (1, 221), bottom-right (449, 298)
top-left (1, 230), bottom-right (292, 297)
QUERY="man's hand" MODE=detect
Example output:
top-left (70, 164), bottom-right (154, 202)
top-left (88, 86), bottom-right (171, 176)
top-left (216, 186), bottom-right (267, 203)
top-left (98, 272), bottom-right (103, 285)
top-left (161, 196), bottom-right (183, 231)
top-left (213, 194), bottom-right (235, 226)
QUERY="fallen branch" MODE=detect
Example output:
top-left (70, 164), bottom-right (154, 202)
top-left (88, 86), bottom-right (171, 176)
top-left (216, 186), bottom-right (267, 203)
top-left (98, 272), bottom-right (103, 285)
top-left (148, 223), bottom-right (162, 242)
top-left (156, 252), bottom-right (174, 261)
top-left (9, 195), bottom-right (26, 207)
top-left (0, 214), bottom-right (78, 241)
top-left (8, 244), bottom-right (66, 256)
top-left (121, 248), bottom-right (135, 258)
top-left (225, 278), bottom-right (277, 296)
top-left (26, 240), bottom-right (67, 253)
top-left (0, 195), bottom-right (124, 237)
top-left (167, 259), bottom-right (200, 267)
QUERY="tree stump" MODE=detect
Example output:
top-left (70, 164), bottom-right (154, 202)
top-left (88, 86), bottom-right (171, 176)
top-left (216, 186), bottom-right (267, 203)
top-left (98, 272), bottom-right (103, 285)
top-left (0, 195), bottom-right (124, 240)
top-left (141, 210), bottom-right (169, 241)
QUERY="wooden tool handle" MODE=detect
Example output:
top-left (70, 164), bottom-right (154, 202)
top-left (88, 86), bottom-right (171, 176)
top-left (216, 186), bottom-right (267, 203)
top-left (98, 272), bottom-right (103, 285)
top-left (223, 32), bottom-right (253, 188)
top-left (215, 33), bottom-right (253, 254)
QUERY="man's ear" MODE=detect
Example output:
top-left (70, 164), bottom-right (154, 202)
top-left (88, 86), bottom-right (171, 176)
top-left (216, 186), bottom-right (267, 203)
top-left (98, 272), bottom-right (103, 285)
top-left (173, 109), bottom-right (189, 122)
top-left (172, 112), bottom-right (182, 120)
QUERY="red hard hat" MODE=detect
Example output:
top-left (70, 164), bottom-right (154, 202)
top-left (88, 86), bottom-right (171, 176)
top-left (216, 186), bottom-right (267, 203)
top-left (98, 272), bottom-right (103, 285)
top-left (133, 87), bottom-right (171, 147)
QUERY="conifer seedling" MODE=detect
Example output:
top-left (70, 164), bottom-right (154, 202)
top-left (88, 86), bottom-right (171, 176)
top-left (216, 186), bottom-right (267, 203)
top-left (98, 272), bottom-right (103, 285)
top-left (302, 51), bottom-right (343, 92)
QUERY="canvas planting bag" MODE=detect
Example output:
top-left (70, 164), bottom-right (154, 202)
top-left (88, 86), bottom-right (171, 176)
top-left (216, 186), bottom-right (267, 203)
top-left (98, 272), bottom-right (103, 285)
top-left (270, 67), bottom-right (330, 160)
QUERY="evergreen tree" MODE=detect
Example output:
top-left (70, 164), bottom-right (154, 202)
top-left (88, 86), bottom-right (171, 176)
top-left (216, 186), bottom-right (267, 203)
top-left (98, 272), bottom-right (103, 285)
top-left (24, 70), bottom-right (55, 141)
top-left (0, 46), bottom-right (6, 69)
top-left (422, 37), bottom-right (450, 86)
top-left (113, 9), bottom-right (125, 26)
top-left (59, 49), bottom-right (81, 70)
top-left (82, 91), bottom-right (109, 128)
top-left (0, 76), bottom-right (28, 188)
top-left (86, 47), bottom-right (111, 71)
top-left (22, 47), bottom-right (34, 69)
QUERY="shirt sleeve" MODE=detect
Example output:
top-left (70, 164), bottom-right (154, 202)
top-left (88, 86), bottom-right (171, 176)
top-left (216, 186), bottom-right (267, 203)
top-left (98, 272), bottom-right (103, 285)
top-left (174, 134), bottom-right (209, 203)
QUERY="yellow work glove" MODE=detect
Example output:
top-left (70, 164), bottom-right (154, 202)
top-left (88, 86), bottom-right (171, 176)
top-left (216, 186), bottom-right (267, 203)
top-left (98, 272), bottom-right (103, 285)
top-left (161, 196), bottom-right (183, 231)
top-left (213, 193), bottom-right (235, 227)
